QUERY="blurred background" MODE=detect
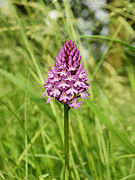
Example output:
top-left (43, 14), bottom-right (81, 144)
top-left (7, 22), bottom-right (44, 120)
top-left (0, 0), bottom-right (135, 179)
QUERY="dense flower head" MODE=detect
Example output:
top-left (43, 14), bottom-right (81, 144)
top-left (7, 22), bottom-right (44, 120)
top-left (42, 40), bottom-right (90, 109)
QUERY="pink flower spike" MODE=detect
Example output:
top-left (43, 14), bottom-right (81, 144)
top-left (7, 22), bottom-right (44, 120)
top-left (42, 40), bottom-right (90, 109)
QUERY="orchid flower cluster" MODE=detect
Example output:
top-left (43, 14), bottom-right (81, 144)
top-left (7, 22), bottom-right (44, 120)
top-left (42, 40), bottom-right (90, 109)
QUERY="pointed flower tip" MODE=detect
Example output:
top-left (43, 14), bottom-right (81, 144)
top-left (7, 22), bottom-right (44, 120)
top-left (41, 91), bottom-right (47, 97)
top-left (42, 40), bottom-right (90, 109)
top-left (46, 97), bottom-right (51, 103)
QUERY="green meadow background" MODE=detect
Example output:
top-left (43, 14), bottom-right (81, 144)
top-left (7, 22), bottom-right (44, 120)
top-left (0, 0), bottom-right (135, 179)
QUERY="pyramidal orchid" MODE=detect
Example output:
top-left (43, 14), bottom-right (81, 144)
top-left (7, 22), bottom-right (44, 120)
top-left (42, 40), bottom-right (90, 179)
top-left (42, 40), bottom-right (90, 109)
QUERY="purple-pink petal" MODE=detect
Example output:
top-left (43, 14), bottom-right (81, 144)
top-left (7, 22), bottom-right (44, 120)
top-left (46, 97), bottom-right (51, 103)
top-left (41, 91), bottom-right (47, 97)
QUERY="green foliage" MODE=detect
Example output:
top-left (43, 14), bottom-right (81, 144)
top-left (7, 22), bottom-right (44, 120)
top-left (0, 0), bottom-right (135, 179)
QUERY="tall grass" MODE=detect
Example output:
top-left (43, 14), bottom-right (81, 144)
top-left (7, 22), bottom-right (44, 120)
top-left (0, 0), bottom-right (135, 179)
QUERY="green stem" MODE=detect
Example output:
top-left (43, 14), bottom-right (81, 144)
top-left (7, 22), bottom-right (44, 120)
top-left (64, 104), bottom-right (69, 180)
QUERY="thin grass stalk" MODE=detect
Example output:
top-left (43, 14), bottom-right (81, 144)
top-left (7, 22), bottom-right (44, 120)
top-left (64, 104), bottom-right (69, 180)
top-left (24, 95), bottom-right (28, 180)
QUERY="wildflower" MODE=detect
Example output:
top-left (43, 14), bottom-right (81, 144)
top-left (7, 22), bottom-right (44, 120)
top-left (42, 40), bottom-right (90, 109)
